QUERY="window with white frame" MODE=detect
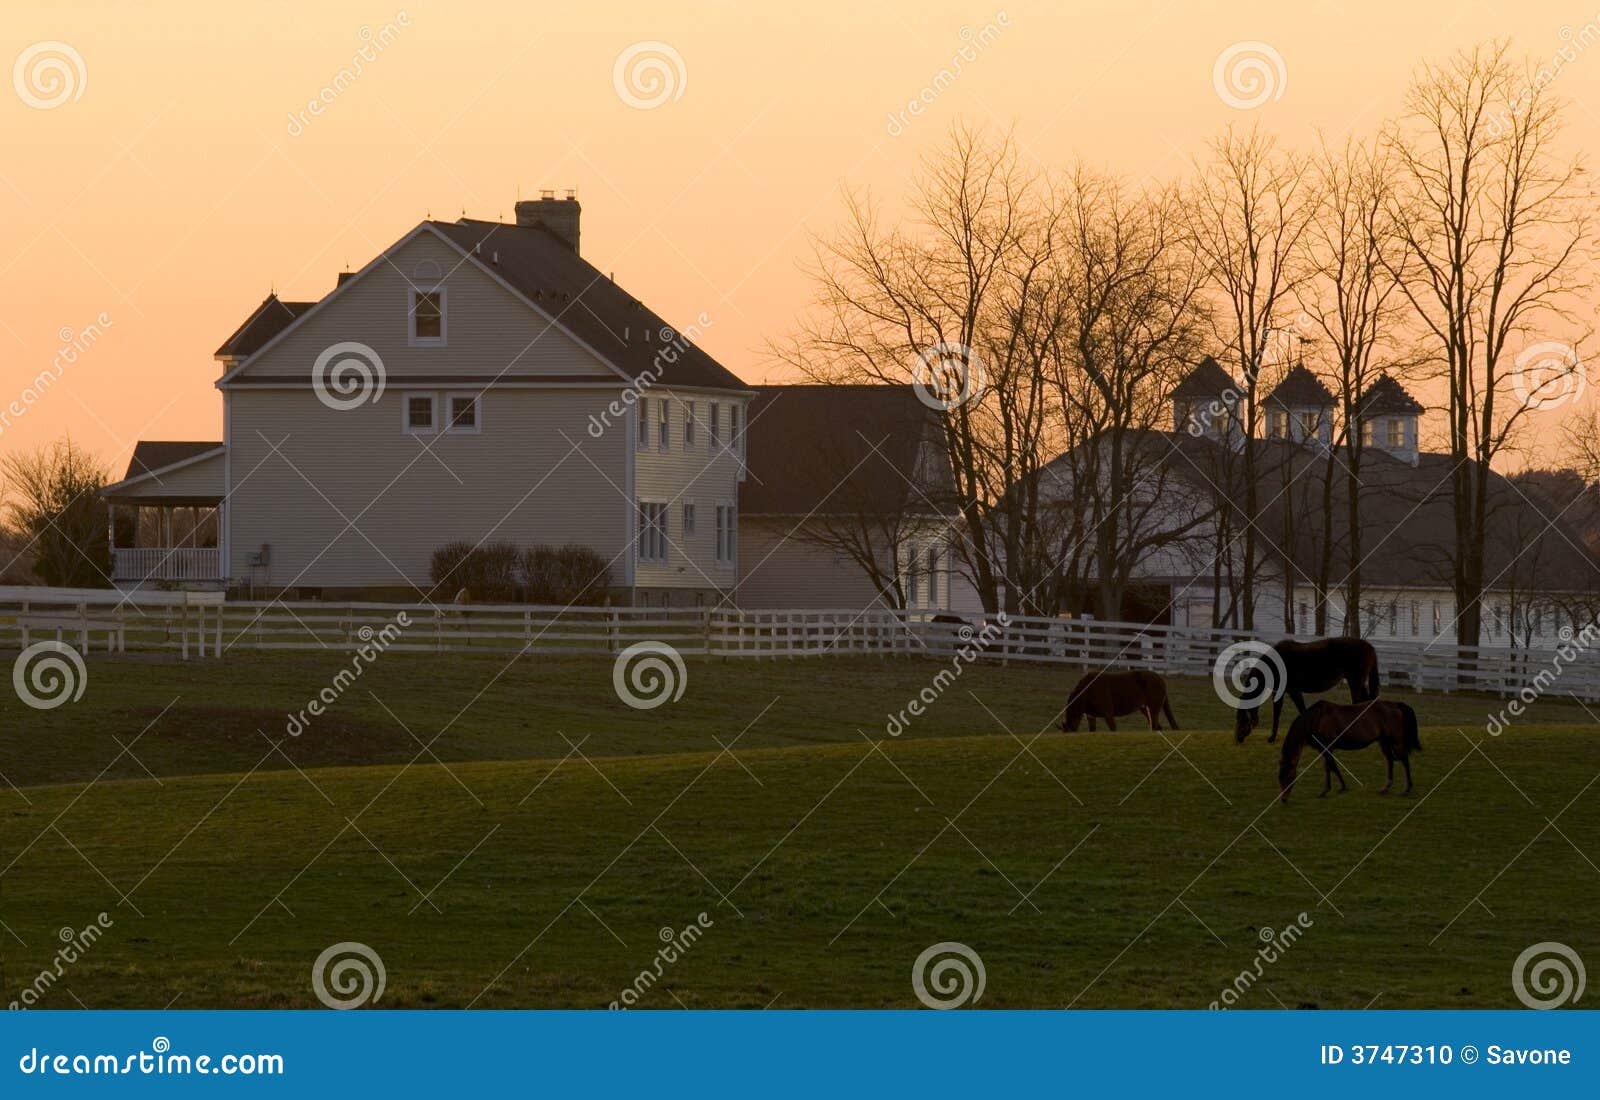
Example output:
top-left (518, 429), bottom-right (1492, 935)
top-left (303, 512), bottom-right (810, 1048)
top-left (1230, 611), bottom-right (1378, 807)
top-left (658, 399), bottom-right (670, 450)
top-left (684, 401), bottom-right (697, 447)
top-left (1388, 601), bottom-right (1397, 636)
top-left (708, 402), bottom-right (721, 450)
top-left (637, 502), bottom-right (668, 562)
top-left (1410, 601), bottom-right (1420, 635)
top-left (637, 401), bottom-right (649, 449)
top-left (1432, 601), bottom-right (1441, 634)
top-left (410, 288), bottom-right (446, 345)
top-left (404, 393), bottom-right (437, 434)
top-left (926, 545), bottom-right (939, 608)
top-left (445, 393), bottom-right (480, 433)
top-left (715, 503), bottom-right (736, 563)
top-left (1386, 418), bottom-right (1405, 448)
top-left (682, 501), bottom-right (696, 536)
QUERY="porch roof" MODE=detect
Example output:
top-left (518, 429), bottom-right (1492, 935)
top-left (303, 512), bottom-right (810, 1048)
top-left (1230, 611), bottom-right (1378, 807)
top-left (103, 441), bottom-right (225, 505)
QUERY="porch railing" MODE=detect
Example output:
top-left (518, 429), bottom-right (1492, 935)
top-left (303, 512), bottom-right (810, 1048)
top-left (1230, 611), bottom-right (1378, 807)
top-left (113, 547), bottom-right (222, 583)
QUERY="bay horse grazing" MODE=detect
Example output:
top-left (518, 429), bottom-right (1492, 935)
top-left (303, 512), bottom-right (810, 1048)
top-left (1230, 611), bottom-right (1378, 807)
top-left (1061, 670), bottom-right (1177, 732)
top-left (1278, 700), bottom-right (1421, 803)
top-left (1234, 637), bottom-right (1381, 744)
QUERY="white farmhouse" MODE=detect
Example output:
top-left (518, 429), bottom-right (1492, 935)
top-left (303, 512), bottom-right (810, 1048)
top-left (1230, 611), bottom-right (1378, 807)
top-left (103, 194), bottom-right (752, 606)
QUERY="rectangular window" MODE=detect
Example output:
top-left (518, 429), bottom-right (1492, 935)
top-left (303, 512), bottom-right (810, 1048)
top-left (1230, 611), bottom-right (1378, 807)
top-left (714, 504), bottom-right (736, 563)
top-left (1386, 418), bottom-right (1405, 448)
top-left (709, 402), bottom-right (721, 450)
top-left (685, 401), bottom-right (697, 447)
top-left (658, 399), bottom-right (670, 450)
top-left (446, 393), bottom-right (480, 433)
top-left (907, 552), bottom-right (920, 606)
top-left (1360, 420), bottom-right (1374, 447)
top-left (1432, 601), bottom-right (1441, 634)
top-left (410, 288), bottom-right (445, 344)
top-left (637, 401), bottom-right (649, 449)
top-left (637, 502), bottom-right (668, 562)
top-left (1298, 411), bottom-right (1319, 439)
top-left (1410, 601), bottom-right (1420, 635)
top-left (1388, 601), bottom-right (1397, 636)
top-left (683, 501), bottom-right (696, 536)
top-left (1268, 410), bottom-right (1286, 437)
top-left (926, 546), bottom-right (939, 608)
top-left (404, 393), bottom-right (437, 434)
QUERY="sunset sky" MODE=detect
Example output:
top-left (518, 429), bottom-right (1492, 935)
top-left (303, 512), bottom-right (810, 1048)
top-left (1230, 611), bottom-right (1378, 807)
top-left (3, 0), bottom-right (1598, 467)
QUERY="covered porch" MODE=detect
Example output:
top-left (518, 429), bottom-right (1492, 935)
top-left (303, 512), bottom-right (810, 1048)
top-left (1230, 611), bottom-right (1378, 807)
top-left (102, 442), bottom-right (226, 588)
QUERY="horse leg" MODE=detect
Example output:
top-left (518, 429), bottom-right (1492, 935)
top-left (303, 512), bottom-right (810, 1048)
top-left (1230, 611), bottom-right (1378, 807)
top-left (1146, 705), bottom-right (1159, 731)
top-left (1401, 754), bottom-right (1413, 795)
top-left (1088, 715), bottom-right (1096, 732)
top-left (1379, 746), bottom-right (1393, 795)
top-left (1320, 756), bottom-right (1333, 798)
top-left (1268, 697), bottom-right (1284, 744)
top-left (1330, 755), bottom-right (1347, 793)
top-left (1105, 714), bottom-right (1117, 732)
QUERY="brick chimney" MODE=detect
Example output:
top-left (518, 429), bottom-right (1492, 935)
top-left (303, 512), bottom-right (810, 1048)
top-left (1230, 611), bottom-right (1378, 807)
top-left (514, 189), bottom-right (580, 253)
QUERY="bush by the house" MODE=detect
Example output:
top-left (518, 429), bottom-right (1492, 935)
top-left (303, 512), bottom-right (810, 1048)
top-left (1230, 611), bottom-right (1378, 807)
top-left (522, 545), bottom-right (610, 605)
top-left (431, 541), bottom-right (610, 604)
top-left (429, 540), bottom-right (521, 602)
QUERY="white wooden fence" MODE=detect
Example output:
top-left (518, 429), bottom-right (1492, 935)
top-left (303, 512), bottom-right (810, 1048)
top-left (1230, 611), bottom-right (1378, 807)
top-left (0, 586), bottom-right (1596, 701)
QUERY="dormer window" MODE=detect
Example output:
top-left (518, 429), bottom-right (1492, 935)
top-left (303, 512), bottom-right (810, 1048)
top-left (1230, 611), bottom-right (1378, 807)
top-left (1385, 418), bottom-right (1405, 449)
top-left (410, 288), bottom-right (446, 345)
top-left (1360, 419), bottom-right (1375, 447)
top-left (1267, 410), bottom-right (1288, 437)
top-left (1297, 411), bottom-right (1319, 439)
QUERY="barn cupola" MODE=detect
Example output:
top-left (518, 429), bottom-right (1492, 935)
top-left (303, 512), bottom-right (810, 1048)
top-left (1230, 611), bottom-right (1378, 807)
top-left (1356, 373), bottom-right (1423, 466)
top-left (1170, 356), bottom-right (1242, 446)
top-left (1263, 365), bottom-right (1334, 447)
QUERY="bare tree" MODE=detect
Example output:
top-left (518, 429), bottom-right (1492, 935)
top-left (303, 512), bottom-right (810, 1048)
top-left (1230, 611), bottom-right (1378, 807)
top-left (1045, 167), bottom-right (1211, 619)
top-left (1188, 126), bottom-right (1319, 628)
top-left (1387, 41), bottom-right (1593, 647)
top-left (1298, 136), bottom-right (1414, 635)
top-left (1, 439), bottom-right (112, 588)
top-left (776, 126), bottom-right (1061, 614)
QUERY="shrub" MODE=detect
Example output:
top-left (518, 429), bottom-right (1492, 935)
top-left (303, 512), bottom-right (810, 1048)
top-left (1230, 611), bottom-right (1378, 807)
top-left (430, 540), bottom-right (521, 602)
top-left (521, 544), bottom-right (611, 605)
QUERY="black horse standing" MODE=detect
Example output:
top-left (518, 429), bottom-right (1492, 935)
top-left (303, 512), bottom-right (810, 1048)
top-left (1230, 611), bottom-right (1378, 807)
top-left (1233, 637), bottom-right (1381, 744)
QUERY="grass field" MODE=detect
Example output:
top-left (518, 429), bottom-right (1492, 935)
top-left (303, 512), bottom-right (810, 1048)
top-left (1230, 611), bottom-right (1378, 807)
top-left (2, 651), bottom-right (1596, 1009)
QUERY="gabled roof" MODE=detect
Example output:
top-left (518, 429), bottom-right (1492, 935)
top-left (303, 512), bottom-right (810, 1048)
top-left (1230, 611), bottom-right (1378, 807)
top-left (120, 441), bottom-right (224, 483)
top-left (1170, 356), bottom-right (1236, 399)
top-left (1264, 365), bottom-right (1334, 409)
top-left (214, 295), bottom-right (316, 358)
top-left (740, 384), bottom-right (955, 516)
top-left (427, 219), bottom-right (746, 391)
top-left (214, 219), bottom-right (749, 392)
top-left (1358, 373), bottom-right (1423, 417)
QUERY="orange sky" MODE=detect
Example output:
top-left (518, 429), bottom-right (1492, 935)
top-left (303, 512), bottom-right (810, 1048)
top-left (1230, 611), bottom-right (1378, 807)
top-left (3, 0), bottom-right (1598, 469)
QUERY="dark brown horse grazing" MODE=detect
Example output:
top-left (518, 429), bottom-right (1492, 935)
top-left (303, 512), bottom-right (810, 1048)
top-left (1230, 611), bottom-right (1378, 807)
top-left (1234, 637), bottom-right (1381, 744)
top-left (1278, 700), bottom-right (1421, 803)
top-left (1061, 670), bottom-right (1177, 732)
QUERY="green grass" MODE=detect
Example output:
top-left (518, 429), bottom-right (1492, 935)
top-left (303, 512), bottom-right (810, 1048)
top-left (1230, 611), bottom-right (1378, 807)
top-left (2, 652), bottom-right (1596, 1009)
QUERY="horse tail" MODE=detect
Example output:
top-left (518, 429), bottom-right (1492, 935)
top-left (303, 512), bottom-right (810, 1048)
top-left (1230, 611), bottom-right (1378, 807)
top-left (1401, 703), bottom-right (1421, 753)
top-left (1163, 696), bottom-right (1178, 730)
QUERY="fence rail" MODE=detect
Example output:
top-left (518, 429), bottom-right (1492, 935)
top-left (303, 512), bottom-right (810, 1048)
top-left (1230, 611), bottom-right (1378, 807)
top-left (0, 587), bottom-right (1595, 701)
